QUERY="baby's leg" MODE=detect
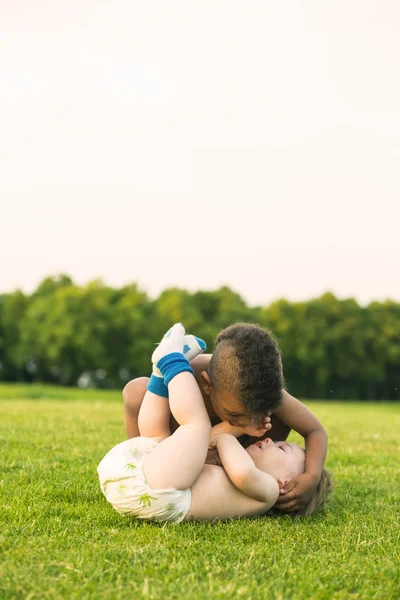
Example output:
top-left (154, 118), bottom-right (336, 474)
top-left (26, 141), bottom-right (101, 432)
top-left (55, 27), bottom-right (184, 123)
top-left (138, 328), bottom-right (176, 441)
top-left (142, 325), bottom-right (211, 491)
top-left (143, 371), bottom-right (211, 491)
top-left (138, 389), bottom-right (171, 443)
top-left (123, 336), bottom-right (207, 439)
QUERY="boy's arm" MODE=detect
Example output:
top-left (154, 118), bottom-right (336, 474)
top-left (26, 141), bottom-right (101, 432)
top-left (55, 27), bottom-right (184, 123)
top-left (215, 434), bottom-right (279, 507)
top-left (274, 389), bottom-right (328, 511)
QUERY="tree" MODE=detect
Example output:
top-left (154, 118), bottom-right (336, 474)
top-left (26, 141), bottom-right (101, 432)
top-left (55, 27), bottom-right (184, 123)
top-left (0, 290), bottom-right (29, 381)
top-left (1, 273), bottom-right (399, 398)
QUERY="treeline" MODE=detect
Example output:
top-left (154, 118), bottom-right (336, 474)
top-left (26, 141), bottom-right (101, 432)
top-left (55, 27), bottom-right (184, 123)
top-left (0, 275), bottom-right (399, 400)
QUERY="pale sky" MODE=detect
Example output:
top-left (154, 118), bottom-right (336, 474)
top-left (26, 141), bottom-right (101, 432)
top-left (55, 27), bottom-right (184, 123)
top-left (1, 1), bottom-right (399, 306)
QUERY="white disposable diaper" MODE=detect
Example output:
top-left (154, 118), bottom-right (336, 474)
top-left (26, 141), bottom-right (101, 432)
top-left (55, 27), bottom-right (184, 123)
top-left (97, 437), bottom-right (191, 523)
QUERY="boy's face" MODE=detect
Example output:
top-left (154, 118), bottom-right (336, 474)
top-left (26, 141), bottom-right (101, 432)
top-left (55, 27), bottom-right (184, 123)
top-left (246, 438), bottom-right (305, 482)
top-left (211, 389), bottom-right (252, 426)
top-left (201, 371), bottom-right (252, 426)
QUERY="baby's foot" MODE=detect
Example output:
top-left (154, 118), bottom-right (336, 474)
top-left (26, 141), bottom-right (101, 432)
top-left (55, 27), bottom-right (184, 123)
top-left (151, 323), bottom-right (185, 365)
top-left (151, 324), bottom-right (193, 386)
top-left (183, 335), bottom-right (207, 362)
top-left (147, 327), bottom-right (205, 397)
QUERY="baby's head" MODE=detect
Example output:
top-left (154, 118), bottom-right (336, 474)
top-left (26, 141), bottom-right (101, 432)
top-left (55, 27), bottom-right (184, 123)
top-left (246, 438), bottom-right (333, 517)
top-left (201, 323), bottom-right (284, 425)
top-left (246, 437), bottom-right (305, 483)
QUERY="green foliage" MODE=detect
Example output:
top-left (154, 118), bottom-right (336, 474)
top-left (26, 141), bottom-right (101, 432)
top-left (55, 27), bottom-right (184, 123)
top-left (0, 290), bottom-right (29, 381)
top-left (0, 276), bottom-right (399, 399)
top-left (1, 393), bottom-right (399, 599)
top-left (260, 293), bottom-right (400, 400)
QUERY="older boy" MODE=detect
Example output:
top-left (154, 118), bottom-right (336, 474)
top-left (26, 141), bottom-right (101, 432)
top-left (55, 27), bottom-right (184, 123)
top-left (123, 323), bottom-right (328, 513)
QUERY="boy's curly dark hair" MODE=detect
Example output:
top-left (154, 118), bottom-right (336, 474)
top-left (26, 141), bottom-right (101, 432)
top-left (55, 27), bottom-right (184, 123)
top-left (208, 323), bottom-right (284, 416)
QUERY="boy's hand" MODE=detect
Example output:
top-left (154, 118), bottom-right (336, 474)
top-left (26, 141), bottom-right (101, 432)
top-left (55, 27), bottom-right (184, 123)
top-left (275, 472), bottom-right (318, 512)
top-left (240, 416), bottom-right (271, 437)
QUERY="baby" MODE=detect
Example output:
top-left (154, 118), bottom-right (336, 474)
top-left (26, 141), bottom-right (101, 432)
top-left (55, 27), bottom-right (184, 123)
top-left (123, 322), bottom-right (329, 514)
top-left (98, 324), bottom-right (331, 522)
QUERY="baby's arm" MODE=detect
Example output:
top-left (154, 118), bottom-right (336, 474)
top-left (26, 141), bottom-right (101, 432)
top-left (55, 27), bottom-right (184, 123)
top-left (205, 422), bottom-right (242, 466)
top-left (215, 434), bottom-right (279, 507)
top-left (211, 422), bottom-right (243, 437)
top-left (207, 421), bottom-right (271, 466)
top-left (211, 418), bottom-right (271, 438)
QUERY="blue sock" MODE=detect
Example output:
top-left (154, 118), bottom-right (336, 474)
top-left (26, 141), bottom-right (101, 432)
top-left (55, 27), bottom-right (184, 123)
top-left (156, 352), bottom-right (193, 386)
top-left (147, 335), bottom-right (206, 398)
top-left (146, 374), bottom-right (168, 398)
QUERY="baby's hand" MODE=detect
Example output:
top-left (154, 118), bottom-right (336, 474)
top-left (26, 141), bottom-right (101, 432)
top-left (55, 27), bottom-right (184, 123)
top-left (240, 416), bottom-right (271, 437)
top-left (209, 434), bottom-right (221, 449)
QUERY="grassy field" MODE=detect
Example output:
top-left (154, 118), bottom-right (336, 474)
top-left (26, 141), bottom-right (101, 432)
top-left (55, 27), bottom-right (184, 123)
top-left (1, 384), bottom-right (399, 600)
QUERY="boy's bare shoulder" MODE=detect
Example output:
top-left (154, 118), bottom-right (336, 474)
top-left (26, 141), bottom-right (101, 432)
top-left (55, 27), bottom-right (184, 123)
top-left (190, 353), bottom-right (212, 375)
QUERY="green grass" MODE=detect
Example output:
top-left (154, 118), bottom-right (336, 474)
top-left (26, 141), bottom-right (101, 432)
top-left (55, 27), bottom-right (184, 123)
top-left (1, 384), bottom-right (399, 600)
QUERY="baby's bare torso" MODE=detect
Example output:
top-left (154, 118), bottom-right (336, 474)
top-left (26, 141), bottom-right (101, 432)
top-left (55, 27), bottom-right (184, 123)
top-left (186, 464), bottom-right (269, 521)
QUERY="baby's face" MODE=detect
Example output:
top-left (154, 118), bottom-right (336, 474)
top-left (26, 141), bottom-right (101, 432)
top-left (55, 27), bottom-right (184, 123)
top-left (246, 438), bottom-right (305, 482)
